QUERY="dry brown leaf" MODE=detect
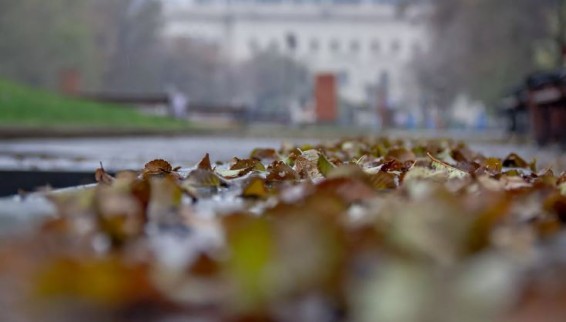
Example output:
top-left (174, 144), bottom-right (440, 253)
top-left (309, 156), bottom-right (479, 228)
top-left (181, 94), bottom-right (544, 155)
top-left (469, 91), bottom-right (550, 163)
top-left (266, 161), bottom-right (300, 182)
top-left (197, 153), bottom-right (213, 171)
top-left (144, 159), bottom-right (172, 173)
top-left (95, 162), bottom-right (114, 185)
top-left (250, 148), bottom-right (279, 160)
top-left (142, 159), bottom-right (180, 180)
top-left (230, 157), bottom-right (265, 171)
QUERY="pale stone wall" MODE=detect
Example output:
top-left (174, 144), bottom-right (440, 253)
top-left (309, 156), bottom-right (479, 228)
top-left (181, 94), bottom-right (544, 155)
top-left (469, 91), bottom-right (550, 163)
top-left (162, 0), bottom-right (429, 113)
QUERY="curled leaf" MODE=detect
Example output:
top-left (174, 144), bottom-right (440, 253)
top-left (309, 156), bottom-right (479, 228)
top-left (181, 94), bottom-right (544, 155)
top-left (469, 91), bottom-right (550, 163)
top-left (217, 168), bottom-right (252, 180)
top-left (197, 153), bottom-right (213, 171)
top-left (428, 153), bottom-right (469, 179)
top-left (142, 159), bottom-right (178, 180)
top-left (144, 159), bottom-right (172, 174)
top-left (503, 153), bottom-right (529, 168)
top-left (317, 153), bottom-right (336, 177)
top-left (316, 177), bottom-right (376, 203)
top-left (266, 161), bottom-right (299, 182)
top-left (380, 159), bottom-right (415, 173)
top-left (230, 157), bottom-right (266, 172)
top-left (185, 169), bottom-right (227, 188)
top-left (95, 163), bottom-right (114, 185)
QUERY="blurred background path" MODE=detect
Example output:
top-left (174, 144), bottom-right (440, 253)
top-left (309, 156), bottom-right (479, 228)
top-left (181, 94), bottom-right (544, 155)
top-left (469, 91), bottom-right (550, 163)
top-left (1, 134), bottom-right (563, 172)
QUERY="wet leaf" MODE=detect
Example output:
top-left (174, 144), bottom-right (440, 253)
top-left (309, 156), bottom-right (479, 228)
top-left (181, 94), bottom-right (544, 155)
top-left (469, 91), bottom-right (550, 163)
top-left (130, 178), bottom-right (151, 212)
top-left (148, 176), bottom-right (183, 217)
top-left (386, 148), bottom-right (416, 163)
top-left (222, 215), bottom-right (275, 311)
top-left (381, 159), bottom-right (415, 173)
top-left (6, 137), bottom-right (566, 320)
top-left (250, 148), bottom-right (279, 160)
top-left (368, 171), bottom-right (398, 190)
top-left (294, 155), bottom-right (321, 180)
top-left (503, 153), bottom-right (529, 168)
top-left (217, 168), bottom-right (252, 179)
top-left (185, 169), bottom-right (227, 188)
top-left (242, 177), bottom-right (270, 200)
top-left (188, 253), bottom-right (221, 278)
top-left (316, 177), bottom-right (376, 203)
top-left (544, 193), bottom-right (566, 223)
top-left (95, 185), bottom-right (147, 247)
top-left (317, 153), bottom-right (336, 177)
top-left (35, 256), bottom-right (160, 308)
top-left (231, 157), bottom-right (265, 172)
top-left (465, 195), bottom-right (512, 254)
top-left (266, 161), bottom-right (299, 182)
top-left (428, 153), bottom-right (469, 179)
top-left (484, 158), bottom-right (503, 173)
top-left (95, 163), bottom-right (114, 185)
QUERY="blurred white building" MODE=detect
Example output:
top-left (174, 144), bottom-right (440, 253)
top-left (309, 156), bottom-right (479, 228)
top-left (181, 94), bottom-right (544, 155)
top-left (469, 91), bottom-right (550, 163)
top-left (161, 0), bottom-right (429, 118)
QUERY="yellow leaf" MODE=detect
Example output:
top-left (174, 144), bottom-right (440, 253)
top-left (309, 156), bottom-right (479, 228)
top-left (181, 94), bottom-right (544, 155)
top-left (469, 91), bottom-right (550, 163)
top-left (317, 153), bottom-right (336, 177)
top-left (242, 177), bottom-right (270, 199)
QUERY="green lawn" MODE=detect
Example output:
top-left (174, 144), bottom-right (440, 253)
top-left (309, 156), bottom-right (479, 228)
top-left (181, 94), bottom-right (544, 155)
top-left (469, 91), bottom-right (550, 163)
top-left (0, 80), bottom-right (190, 130)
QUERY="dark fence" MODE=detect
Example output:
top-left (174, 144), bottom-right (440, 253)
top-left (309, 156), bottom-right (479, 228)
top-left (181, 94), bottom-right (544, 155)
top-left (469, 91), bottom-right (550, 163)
top-left (501, 68), bottom-right (566, 147)
top-left (0, 171), bottom-right (104, 197)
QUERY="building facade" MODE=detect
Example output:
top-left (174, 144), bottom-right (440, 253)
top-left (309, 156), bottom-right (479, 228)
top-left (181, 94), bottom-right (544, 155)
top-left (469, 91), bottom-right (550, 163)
top-left (162, 0), bottom-right (429, 123)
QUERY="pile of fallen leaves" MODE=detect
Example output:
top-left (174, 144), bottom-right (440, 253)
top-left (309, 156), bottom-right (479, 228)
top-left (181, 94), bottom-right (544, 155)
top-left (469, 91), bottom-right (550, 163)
top-left (2, 137), bottom-right (566, 322)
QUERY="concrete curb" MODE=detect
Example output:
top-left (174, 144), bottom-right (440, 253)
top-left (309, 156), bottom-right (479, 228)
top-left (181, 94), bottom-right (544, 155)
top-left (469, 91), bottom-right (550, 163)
top-left (0, 126), bottom-right (231, 140)
top-left (0, 125), bottom-right (507, 143)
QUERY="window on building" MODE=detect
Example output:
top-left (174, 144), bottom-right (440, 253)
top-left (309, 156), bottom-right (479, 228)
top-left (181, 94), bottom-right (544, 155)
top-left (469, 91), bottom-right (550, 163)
top-left (330, 39), bottom-right (340, 53)
top-left (371, 39), bottom-right (380, 53)
top-left (249, 38), bottom-right (259, 53)
top-left (338, 70), bottom-right (349, 87)
top-left (286, 32), bottom-right (297, 52)
top-left (310, 38), bottom-right (319, 52)
top-left (378, 70), bottom-right (390, 89)
top-left (412, 42), bottom-right (422, 55)
top-left (268, 40), bottom-right (280, 53)
top-left (350, 40), bottom-right (360, 53)
top-left (391, 39), bottom-right (401, 53)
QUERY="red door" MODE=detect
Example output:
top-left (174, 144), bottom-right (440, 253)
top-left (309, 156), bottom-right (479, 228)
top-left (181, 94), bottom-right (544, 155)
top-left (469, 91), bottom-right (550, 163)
top-left (315, 73), bottom-right (337, 123)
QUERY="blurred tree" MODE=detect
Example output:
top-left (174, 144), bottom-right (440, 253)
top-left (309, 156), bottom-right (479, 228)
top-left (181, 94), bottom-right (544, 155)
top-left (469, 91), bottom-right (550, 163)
top-left (159, 39), bottom-right (310, 110)
top-left (0, 0), bottom-right (164, 93)
top-left (544, 0), bottom-right (566, 66)
top-left (239, 51), bottom-right (310, 111)
top-left (87, 0), bottom-right (164, 93)
top-left (414, 0), bottom-right (554, 112)
top-left (0, 0), bottom-right (94, 89)
top-left (159, 38), bottom-right (235, 104)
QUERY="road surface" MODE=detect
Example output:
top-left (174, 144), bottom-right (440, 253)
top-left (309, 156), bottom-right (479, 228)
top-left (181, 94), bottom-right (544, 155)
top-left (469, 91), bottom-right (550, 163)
top-left (0, 135), bottom-right (564, 171)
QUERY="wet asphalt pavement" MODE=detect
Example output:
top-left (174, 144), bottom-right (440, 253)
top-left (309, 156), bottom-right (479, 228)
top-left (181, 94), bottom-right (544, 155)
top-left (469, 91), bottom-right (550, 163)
top-left (0, 135), bottom-right (564, 171)
top-left (0, 136), bottom-right (310, 171)
top-left (0, 134), bottom-right (564, 230)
